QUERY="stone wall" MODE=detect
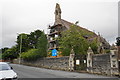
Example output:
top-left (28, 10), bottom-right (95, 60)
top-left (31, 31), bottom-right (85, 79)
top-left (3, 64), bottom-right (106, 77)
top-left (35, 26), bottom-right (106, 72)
top-left (87, 49), bottom-right (119, 75)
top-left (13, 56), bottom-right (69, 71)
top-left (92, 53), bottom-right (111, 75)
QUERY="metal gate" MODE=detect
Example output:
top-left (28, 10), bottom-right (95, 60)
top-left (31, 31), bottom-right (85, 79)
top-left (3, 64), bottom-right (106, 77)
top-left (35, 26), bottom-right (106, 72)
top-left (74, 54), bottom-right (87, 71)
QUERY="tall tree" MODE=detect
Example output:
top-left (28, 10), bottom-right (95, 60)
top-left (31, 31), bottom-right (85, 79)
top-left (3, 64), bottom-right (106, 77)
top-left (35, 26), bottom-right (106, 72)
top-left (2, 46), bottom-right (18, 60)
top-left (28, 30), bottom-right (43, 49)
top-left (20, 32), bottom-right (48, 61)
top-left (1, 47), bottom-right (9, 53)
top-left (0, 47), bottom-right (9, 59)
top-left (59, 24), bottom-right (89, 56)
top-left (58, 24), bottom-right (98, 56)
top-left (37, 33), bottom-right (48, 57)
top-left (16, 30), bottom-right (44, 56)
top-left (16, 33), bottom-right (30, 53)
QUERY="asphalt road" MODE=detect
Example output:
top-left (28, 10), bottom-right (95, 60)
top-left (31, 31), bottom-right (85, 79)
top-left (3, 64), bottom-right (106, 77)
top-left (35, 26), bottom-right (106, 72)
top-left (10, 64), bottom-right (118, 79)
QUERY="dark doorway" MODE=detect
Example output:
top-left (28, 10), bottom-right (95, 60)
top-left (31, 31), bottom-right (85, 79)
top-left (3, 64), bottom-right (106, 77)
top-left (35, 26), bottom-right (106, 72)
top-left (74, 54), bottom-right (87, 71)
top-left (118, 61), bottom-right (120, 73)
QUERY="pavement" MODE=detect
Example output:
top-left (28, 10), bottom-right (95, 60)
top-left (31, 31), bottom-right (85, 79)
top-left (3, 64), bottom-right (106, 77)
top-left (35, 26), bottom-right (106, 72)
top-left (10, 64), bottom-right (119, 79)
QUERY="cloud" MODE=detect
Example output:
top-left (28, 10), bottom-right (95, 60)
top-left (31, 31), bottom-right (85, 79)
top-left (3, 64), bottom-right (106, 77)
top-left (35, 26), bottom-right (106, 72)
top-left (1, 0), bottom-right (119, 48)
top-left (118, 1), bottom-right (120, 37)
top-left (0, 1), bottom-right (2, 48)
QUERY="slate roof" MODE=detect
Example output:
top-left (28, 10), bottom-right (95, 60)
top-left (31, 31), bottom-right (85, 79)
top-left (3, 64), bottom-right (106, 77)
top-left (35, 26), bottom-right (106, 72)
top-left (57, 19), bottom-right (98, 37)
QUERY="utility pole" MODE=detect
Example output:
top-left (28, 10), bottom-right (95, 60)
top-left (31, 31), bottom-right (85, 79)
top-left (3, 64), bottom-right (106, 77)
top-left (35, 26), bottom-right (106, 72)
top-left (19, 34), bottom-right (22, 64)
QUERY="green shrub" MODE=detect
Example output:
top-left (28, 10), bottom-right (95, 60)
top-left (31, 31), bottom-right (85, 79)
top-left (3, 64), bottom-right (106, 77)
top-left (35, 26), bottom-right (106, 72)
top-left (20, 49), bottom-right (41, 61)
top-left (89, 38), bottom-right (98, 54)
top-left (2, 46), bottom-right (18, 60)
top-left (105, 50), bottom-right (110, 53)
top-left (61, 48), bottom-right (71, 56)
top-left (0, 53), bottom-right (2, 59)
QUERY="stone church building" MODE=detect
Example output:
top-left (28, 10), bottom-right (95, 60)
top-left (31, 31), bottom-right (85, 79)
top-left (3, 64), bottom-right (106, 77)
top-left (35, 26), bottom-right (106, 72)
top-left (48, 3), bottom-right (110, 54)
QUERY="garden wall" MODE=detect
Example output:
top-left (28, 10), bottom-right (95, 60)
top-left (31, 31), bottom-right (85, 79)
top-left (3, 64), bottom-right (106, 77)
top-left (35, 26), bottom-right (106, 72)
top-left (13, 56), bottom-right (69, 71)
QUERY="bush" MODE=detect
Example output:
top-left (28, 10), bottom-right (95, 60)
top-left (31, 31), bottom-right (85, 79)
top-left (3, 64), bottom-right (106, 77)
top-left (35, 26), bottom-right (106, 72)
top-left (20, 49), bottom-right (41, 61)
top-left (89, 38), bottom-right (98, 54)
top-left (2, 46), bottom-right (18, 60)
top-left (61, 48), bottom-right (71, 56)
top-left (0, 53), bottom-right (2, 59)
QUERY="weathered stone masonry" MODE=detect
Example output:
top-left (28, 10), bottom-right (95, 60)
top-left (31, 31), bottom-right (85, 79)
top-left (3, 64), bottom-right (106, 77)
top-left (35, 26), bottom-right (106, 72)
top-left (13, 56), bottom-right (70, 71)
top-left (87, 47), bottom-right (119, 75)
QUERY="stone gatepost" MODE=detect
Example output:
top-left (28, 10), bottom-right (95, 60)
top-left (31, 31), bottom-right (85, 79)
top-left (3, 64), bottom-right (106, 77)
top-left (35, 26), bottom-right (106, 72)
top-left (110, 47), bottom-right (119, 75)
top-left (69, 49), bottom-right (75, 71)
top-left (87, 47), bottom-right (94, 73)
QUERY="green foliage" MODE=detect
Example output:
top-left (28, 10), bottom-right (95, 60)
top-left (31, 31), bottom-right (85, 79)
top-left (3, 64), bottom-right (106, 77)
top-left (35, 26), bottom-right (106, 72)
top-left (2, 29), bottom-right (47, 61)
top-left (20, 49), bottom-right (41, 61)
top-left (59, 25), bottom-right (89, 56)
top-left (16, 30), bottom-right (45, 58)
top-left (16, 33), bottom-right (30, 52)
top-left (116, 37), bottom-right (120, 46)
top-left (37, 33), bottom-right (48, 57)
top-left (58, 24), bottom-right (99, 56)
top-left (0, 47), bottom-right (9, 59)
top-left (89, 38), bottom-right (98, 54)
top-left (59, 48), bottom-right (71, 56)
top-left (16, 30), bottom-right (44, 53)
top-left (20, 32), bottom-right (48, 61)
top-left (2, 46), bottom-right (18, 60)
top-left (0, 53), bottom-right (2, 59)
top-left (28, 30), bottom-right (43, 49)
top-left (0, 49), bottom-right (2, 59)
top-left (1, 47), bottom-right (9, 53)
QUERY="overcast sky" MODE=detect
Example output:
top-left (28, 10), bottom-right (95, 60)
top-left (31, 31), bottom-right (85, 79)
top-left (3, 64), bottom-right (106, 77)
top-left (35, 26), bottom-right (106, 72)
top-left (0, 0), bottom-right (119, 48)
